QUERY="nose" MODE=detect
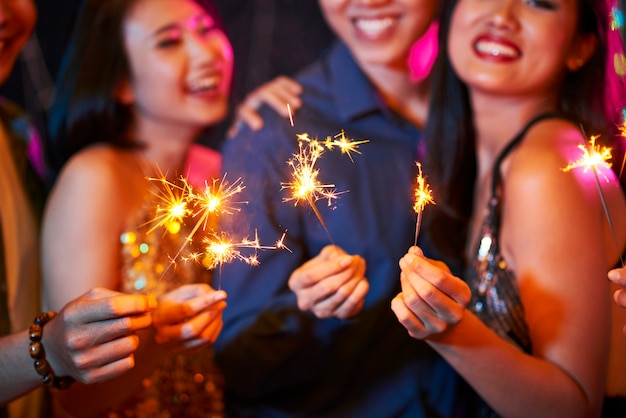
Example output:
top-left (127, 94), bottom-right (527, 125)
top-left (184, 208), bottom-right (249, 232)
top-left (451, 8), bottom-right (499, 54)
top-left (486, 0), bottom-right (520, 31)
top-left (188, 30), bottom-right (233, 67)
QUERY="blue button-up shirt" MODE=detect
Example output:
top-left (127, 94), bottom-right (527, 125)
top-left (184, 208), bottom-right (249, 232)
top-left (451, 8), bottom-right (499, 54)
top-left (217, 41), bottom-right (462, 418)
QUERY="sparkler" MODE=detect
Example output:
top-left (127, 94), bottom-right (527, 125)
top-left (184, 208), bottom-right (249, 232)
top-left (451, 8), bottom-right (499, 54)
top-left (562, 131), bottom-right (624, 267)
top-left (143, 173), bottom-right (252, 289)
top-left (201, 230), bottom-right (290, 289)
top-left (282, 135), bottom-right (339, 243)
top-left (287, 103), bottom-right (294, 127)
top-left (322, 130), bottom-right (370, 162)
top-left (412, 162), bottom-right (435, 246)
top-left (281, 132), bottom-right (368, 244)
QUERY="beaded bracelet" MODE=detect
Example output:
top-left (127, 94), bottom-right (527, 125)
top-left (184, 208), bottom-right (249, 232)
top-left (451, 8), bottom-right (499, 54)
top-left (28, 311), bottom-right (75, 390)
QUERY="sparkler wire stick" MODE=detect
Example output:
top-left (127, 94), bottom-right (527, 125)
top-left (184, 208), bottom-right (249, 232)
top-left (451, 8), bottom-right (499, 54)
top-left (308, 196), bottom-right (335, 245)
top-left (584, 145), bottom-right (625, 268)
top-left (288, 103), bottom-right (294, 127)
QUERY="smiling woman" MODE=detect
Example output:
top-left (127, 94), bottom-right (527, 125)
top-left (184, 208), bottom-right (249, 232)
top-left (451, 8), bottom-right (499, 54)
top-left (391, 0), bottom-right (626, 417)
top-left (42, 0), bottom-right (233, 416)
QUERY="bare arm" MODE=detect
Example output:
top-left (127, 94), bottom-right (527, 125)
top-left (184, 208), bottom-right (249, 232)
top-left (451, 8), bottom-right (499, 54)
top-left (392, 124), bottom-right (621, 417)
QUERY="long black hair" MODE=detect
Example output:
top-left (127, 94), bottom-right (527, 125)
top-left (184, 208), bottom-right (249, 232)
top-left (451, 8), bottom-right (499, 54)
top-left (423, 0), bottom-right (611, 266)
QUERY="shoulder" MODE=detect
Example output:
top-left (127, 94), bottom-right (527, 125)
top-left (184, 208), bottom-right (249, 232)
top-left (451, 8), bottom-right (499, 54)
top-left (58, 144), bottom-right (128, 183)
top-left (506, 118), bottom-right (602, 196)
top-left (51, 145), bottom-right (134, 205)
top-left (503, 117), bottom-right (626, 236)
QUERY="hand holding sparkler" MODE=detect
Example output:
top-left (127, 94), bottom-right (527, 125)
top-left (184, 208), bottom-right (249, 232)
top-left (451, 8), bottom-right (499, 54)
top-left (392, 246), bottom-right (470, 340)
top-left (288, 245), bottom-right (368, 319)
top-left (413, 162), bottom-right (435, 245)
top-left (152, 283), bottom-right (227, 352)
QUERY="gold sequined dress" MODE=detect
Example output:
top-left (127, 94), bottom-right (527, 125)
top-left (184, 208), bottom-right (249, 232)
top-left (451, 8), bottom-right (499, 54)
top-left (106, 181), bottom-right (224, 418)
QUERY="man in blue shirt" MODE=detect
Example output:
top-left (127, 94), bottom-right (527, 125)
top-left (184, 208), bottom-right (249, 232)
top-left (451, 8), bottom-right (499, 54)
top-left (217, 1), bottom-right (462, 416)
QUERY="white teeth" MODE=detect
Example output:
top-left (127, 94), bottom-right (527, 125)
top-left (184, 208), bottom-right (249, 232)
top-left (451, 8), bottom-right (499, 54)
top-left (354, 17), bottom-right (395, 36)
top-left (475, 41), bottom-right (518, 58)
top-left (188, 76), bottom-right (219, 92)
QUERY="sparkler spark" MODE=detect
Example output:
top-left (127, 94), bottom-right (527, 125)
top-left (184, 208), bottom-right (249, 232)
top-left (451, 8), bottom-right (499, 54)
top-left (202, 230), bottom-right (290, 270)
top-left (143, 173), bottom-right (251, 287)
top-left (562, 131), bottom-right (624, 267)
top-left (282, 132), bottom-right (366, 243)
top-left (412, 162), bottom-right (435, 245)
top-left (322, 130), bottom-right (370, 162)
top-left (201, 230), bottom-right (291, 288)
top-left (281, 135), bottom-right (340, 243)
top-left (561, 135), bottom-right (613, 181)
top-left (144, 175), bottom-right (192, 235)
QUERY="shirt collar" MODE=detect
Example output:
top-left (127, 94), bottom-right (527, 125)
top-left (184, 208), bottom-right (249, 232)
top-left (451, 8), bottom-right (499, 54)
top-left (327, 42), bottom-right (383, 122)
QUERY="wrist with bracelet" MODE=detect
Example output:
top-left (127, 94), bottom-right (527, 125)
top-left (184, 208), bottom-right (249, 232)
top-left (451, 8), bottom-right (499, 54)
top-left (28, 311), bottom-right (75, 390)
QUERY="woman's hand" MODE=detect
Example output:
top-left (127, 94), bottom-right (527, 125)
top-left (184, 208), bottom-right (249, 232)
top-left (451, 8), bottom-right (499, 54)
top-left (228, 76), bottom-right (303, 137)
top-left (152, 284), bottom-right (227, 352)
top-left (391, 246), bottom-right (471, 340)
top-left (43, 287), bottom-right (156, 384)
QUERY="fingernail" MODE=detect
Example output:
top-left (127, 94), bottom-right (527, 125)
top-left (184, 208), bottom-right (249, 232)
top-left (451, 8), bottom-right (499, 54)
top-left (339, 255), bottom-right (352, 267)
top-left (147, 295), bottom-right (158, 310)
top-left (608, 270), bottom-right (619, 281)
top-left (404, 253), bottom-right (416, 265)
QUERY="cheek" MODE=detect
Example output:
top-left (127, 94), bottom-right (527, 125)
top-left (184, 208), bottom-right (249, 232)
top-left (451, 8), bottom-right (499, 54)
top-left (447, 31), bottom-right (467, 76)
top-left (17, 0), bottom-right (37, 32)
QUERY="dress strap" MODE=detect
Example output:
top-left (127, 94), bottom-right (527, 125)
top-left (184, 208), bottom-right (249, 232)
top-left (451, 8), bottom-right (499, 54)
top-left (490, 112), bottom-right (566, 196)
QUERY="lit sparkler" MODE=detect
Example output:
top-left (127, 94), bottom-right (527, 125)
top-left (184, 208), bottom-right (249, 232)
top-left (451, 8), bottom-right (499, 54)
top-left (322, 130), bottom-right (370, 162)
top-left (201, 230), bottom-right (290, 289)
top-left (562, 131), bottom-right (624, 267)
top-left (561, 135), bottom-right (613, 179)
top-left (281, 132), bottom-right (368, 243)
top-left (144, 173), bottom-right (249, 285)
top-left (412, 162), bottom-right (435, 245)
top-left (282, 136), bottom-right (339, 243)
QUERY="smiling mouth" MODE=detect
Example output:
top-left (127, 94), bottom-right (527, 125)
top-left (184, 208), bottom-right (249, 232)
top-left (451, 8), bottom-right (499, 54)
top-left (475, 40), bottom-right (519, 58)
top-left (353, 17), bottom-right (396, 37)
top-left (187, 76), bottom-right (221, 93)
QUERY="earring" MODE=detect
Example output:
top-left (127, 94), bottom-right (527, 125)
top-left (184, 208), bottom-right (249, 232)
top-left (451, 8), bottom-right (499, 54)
top-left (569, 58), bottom-right (585, 71)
